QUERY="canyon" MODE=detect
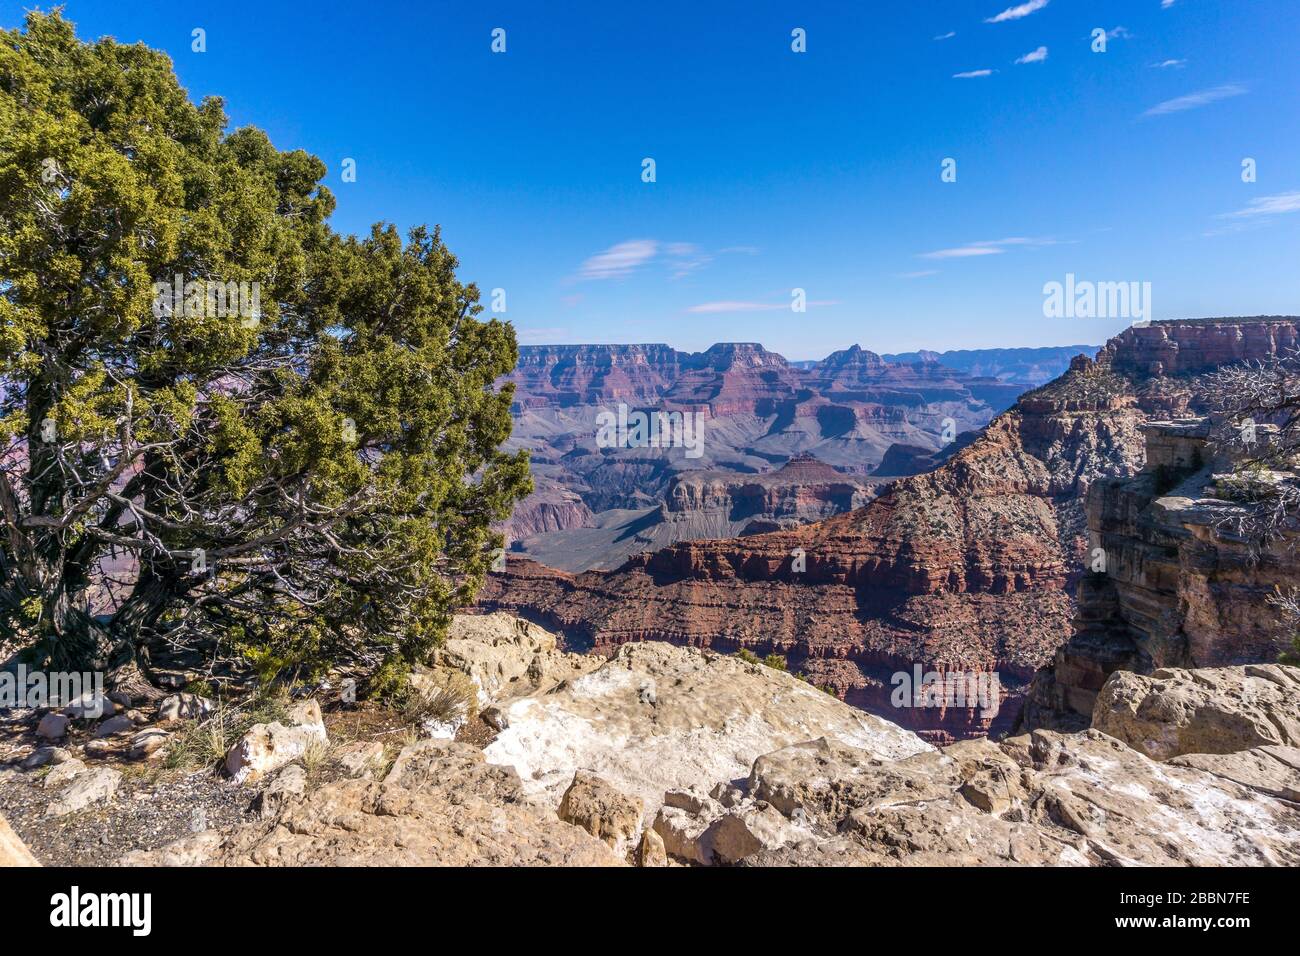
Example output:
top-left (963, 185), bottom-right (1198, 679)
top-left (482, 318), bottom-right (1300, 743)
top-left (500, 342), bottom-right (1092, 569)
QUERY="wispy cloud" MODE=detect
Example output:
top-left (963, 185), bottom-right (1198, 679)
top-left (1142, 83), bottom-right (1248, 117)
top-left (1106, 27), bottom-right (1132, 40)
top-left (1151, 58), bottom-right (1187, 69)
top-left (1216, 191), bottom-right (1300, 220)
top-left (934, 31), bottom-right (956, 41)
top-left (1015, 46), bottom-right (1049, 64)
top-left (1162, 0), bottom-right (1177, 8)
top-left (686, 299), bottom-right (839, 314)
top-left (918, 237), bottom-right (1058, 260)
top-left (578, 239), bottom-right (660, 280)
top-left (898, 270), bottom-right (939, 279)
top-left (576, 240), bottom-right (748, 280)
top-left (954, 69), bottom-right (996, 79)
top-left (985, 0), bottom-right (1049, 24)
top-left (663, 242), bottom-right (712, 278)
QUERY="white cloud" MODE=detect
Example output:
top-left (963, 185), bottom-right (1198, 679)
top-left (578, 239), bottom-right (660, 280)
top-left (1216, 191), bottom-right (1300, 220)
top-left (686, 299), bottom-right (839, 314)
top-left (1151, 59), bottom-right (1187, 69)
top-left (934, 31), bottom-right (956, 40)
top-left (919, 237), bottom-right (1057, 260)
top-left (985, 0), bottom-right (1049, 24)
top-left (954, 69), bottom-right (996, 79)
top-left (1162, 0), bottom-right (1177, 8)
top-left (1142, 83), bottom-right (1248, 117)
top-left (576, 239), bottom-right (735, 280)
top-left (1106, 27), bottom-right (1132, 40)
top-left (1015, 46), bottom-right (1049, 64)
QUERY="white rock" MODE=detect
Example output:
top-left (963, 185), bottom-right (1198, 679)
top-left (483, 641), bottom-right (931, 823)
top-left (157, 693), bottom-right (215, 723)
top-left (93, 714), bottom-right (135, 738)
top-left (42, 758), bottom-right (87, 789)
top-left (62, 692), bottom-right (116, 720)
top-left (334, 741), bottom-right (385, 779)
top-left (128, 728), bottom-right (171, 760)
top-left (22, 746), bottom-right (70, 770)
top-left (45, 766), bottom-right (121, 817)
top-left (36, 712), bottom-right (69, 741)
top-left (224, 699), bottom-right (328, 785)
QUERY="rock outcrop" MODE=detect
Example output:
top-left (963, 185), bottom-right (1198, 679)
top-left (1025, 416), bottom-right (1296, 729)
top-left (435, 612), bottom-right (597, 707)
top-left (483, 318), bottom-right (1300, 742)
top-left (480, 641), bottom-right (932, 818)
top-left (123, 741), bottom-right (622, 867)
top-left (727, 730), bottom-right (1300, 867)
top-left (1091, 665), bottom-right (1300, 760)
top-left (115, 641), bottom-right (1300, 867)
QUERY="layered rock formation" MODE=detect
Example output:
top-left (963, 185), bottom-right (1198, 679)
top-left (504, 342), bottom-right (1029, 551)
top-left (882, 345), bottom-right (1099, 387)
top-left (1026, 418), bottom-right (1297, 729)
top-left (512, 454), bottom-right (889, 572)
top-left (483, 318), bottom-right (1300, 742)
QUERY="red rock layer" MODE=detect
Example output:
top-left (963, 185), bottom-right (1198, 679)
top-left (481, 319), bottom-right (1300, 742)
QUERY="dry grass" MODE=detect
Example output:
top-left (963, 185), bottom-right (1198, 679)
top-left (162, 688), bottom-right (292, 772)
top-left (399, 667), bottom-right (478, 731)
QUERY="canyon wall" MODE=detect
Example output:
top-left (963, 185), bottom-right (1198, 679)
top-left (1024, 418), bottom-right (1295, 730)
top-left (484, 318), bottom-right (1300, 743)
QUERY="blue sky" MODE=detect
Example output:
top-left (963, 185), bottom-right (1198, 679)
top-left (4, 0), bottom-right (1299, 359)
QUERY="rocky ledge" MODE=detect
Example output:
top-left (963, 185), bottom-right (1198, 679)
top-left (7, 614), bottom-right (1280, 868)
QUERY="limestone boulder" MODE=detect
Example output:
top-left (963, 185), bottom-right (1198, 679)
top-left (334, 740), bottom-right (386, 779)
top-left (435, 613), bottom-right (598, 706)
top-left (1093, 665), bottom-right (1300, 760)
top-left (224, 699), bottom-right (328, 785)
top-left (557, 771), bottom-right (643, 855)
top-left (44, 766), bottom-right (122, 818)
top-left (36, 712), bottom-right (69, 741)
top-left (157, 693), bottom-right (215, 724)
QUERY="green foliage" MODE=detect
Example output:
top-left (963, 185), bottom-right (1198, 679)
top-left (0, 11), bottom-right (530, 679)
top-left (733, 648), bottom-right (760, 666)
top-left (762, 653), bottom-right (787, 671)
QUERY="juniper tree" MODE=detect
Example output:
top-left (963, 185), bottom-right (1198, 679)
top-left (0, 12), bottom-right (529, 686)
top-left (1198, 348), bottom-right (1300, 546)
